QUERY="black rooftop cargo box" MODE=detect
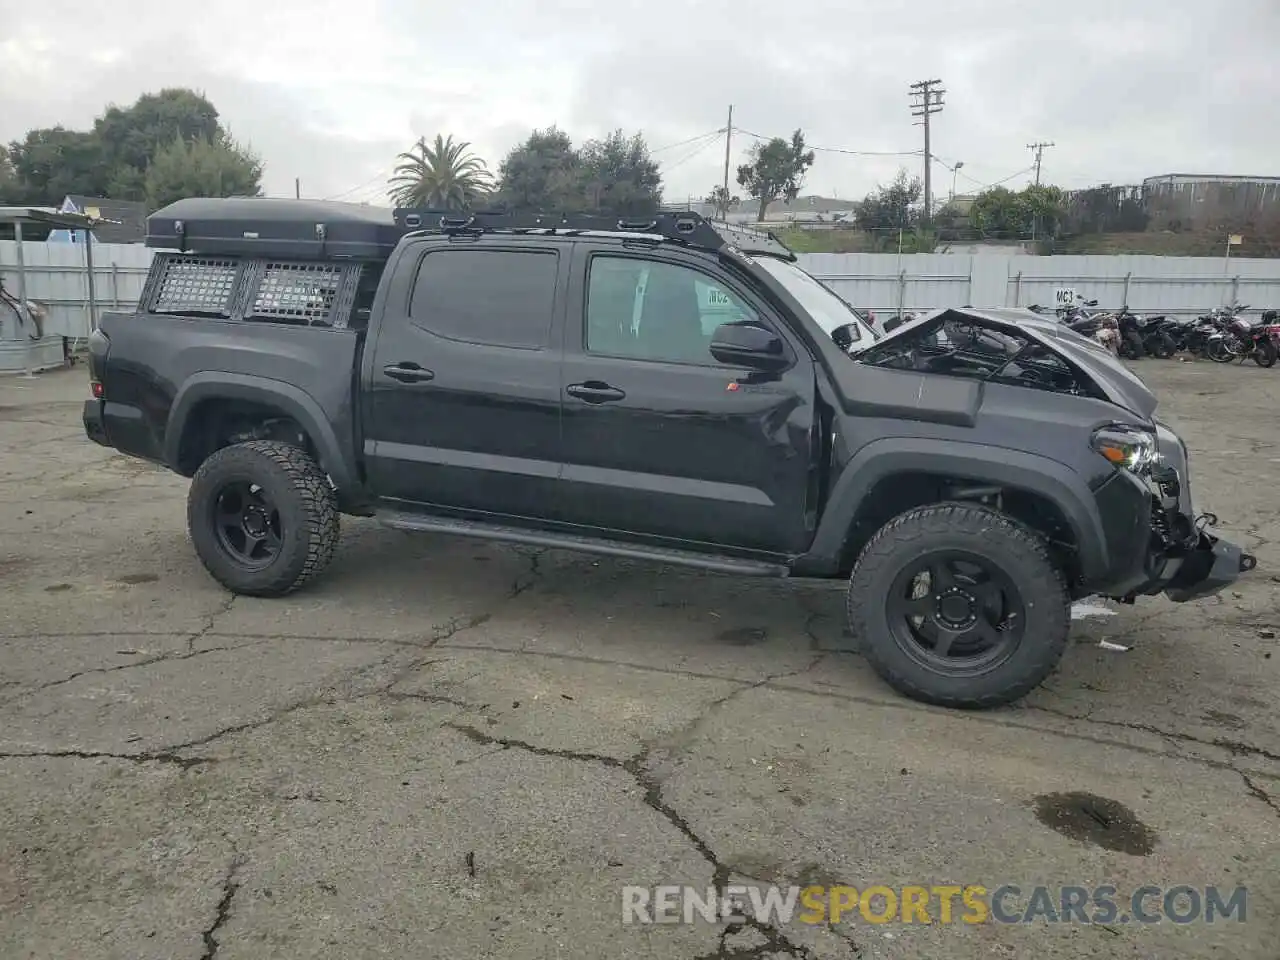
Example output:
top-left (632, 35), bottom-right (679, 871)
top-left (145, 197), bottom-right (404, 259)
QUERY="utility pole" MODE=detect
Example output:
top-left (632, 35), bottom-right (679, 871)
top-left (1027, 142), bottom-right (1054, 186)
top-left (909, 79), bottom-right (945, 228)
top-left (295, 178), bottom-right (301, 199)
top-left (721, 105), bottom-right (733, 219)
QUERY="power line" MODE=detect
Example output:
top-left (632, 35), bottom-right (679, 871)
top-left (735, 127), bottom-right (920, 157)
top-left (966, 166), bottom-right (1038, 192)
top-left (650, 129), bottom-right (724, 154)
top-left (1026, 141), bottom-right (1055, 186)
top-left (324, 168), bottom-right (393, 201)
top-left (909, 79), bottom-right (945, 225)
top-left (660, 134), bottom-right (724, 175)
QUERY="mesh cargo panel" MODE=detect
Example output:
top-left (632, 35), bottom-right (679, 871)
top-left (152, 257), bottom-right (239, 314)
top-left (249, 262), bottom-right (343, 325)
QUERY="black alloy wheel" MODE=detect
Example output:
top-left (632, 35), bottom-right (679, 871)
top-left (885, 551), bottom-right (1025, 676)
top-left (211, 480), bottom-right (283, 570)
top-left (187, 440), bottom-right (340, 597)
top-left (846, 502), bottom-right (1072, 709)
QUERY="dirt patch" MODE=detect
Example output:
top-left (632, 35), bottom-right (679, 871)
top-left (115, 573), bottom-right (160, 585)
top-left (1032, 791), bottom-right (1157, 856)
top-left (1201, 709), bottom-right (1247, 730)
top-left (0, 557), bottom-right (27, 578)
top-left (716, 626), bottom-right (768, 647)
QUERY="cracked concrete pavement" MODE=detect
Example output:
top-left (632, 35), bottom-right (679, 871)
top-left (1, 362), bottom-right (1278, 959)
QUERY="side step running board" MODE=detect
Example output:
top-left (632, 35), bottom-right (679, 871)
top-left (376, 511), bottom-right (789, 578)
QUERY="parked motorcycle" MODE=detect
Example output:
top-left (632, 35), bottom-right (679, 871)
top-left (1108, 308), bottom-right (1147, 360)
top-left (1241, 310), bottom-right (1278, 368)
top-left (1173, 315), bottom-right (1220, 358)
top-left (1203, 305), bottom-right (1259, 364)
top-left (1121, 310), bottom-right (1177, 358)
top-left (1053, 303), bottom-right (1121, 354)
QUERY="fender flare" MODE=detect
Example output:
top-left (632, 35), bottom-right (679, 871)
top-left (804, 437), bottom-right (1110, 579)
top-left (165, 372), bottom-right (355, 490)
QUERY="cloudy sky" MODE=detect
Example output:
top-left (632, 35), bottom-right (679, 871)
top-left (2, 0), bottom-right (1274, 205)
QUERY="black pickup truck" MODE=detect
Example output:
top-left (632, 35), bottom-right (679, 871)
top-left (82, 198), bottom-right (1254, 708)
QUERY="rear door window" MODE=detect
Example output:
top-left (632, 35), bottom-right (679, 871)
top-left (410, 248), bottom-right (560, 349)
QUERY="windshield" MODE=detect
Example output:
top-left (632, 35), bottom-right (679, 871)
top-left (750, 255), bottom-right (880, 343)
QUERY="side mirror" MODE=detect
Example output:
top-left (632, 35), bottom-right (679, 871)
top-left (710, 321), bottom-right (787, 370)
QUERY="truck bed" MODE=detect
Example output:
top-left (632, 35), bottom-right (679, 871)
top-left (91, 310), bottom-right (363, 482)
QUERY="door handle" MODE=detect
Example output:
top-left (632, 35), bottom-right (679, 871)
top-left (382, 363), bottom-right (435, 383)
top-left (566, 381), bottom-right (625, 403)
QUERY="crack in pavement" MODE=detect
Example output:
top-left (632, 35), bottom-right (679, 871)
top-left (199, 855), bottom-right (243, 960)
top-left (1239, 771), bottom-right (1280, 817)
top-left (413, 640), bottom-right (1280, 783)
top-left (445, 722), bottom-right (827, 958)
top-left (801, 610), bottom-right (858, 656)
top-left (1025, 703), bottom-right (1280, 764)
top-left (385, 690), bottom-right (473, 709)
top-left (188, 594), bottom-right (238, 653)
top-left (4, 640), bottom-right (267, 702)
top-left (508, 549), bottom-right (546, 598)
top-left (0, 615), bottom-right (497, 767)
top-left (0, 747), bottom-right (214, 768)
top-left (691, 919), bottom-right (824, 959)
top-left (444, 658), bottom-right (841, 960)
top-left (646, 655), bottom-right (829, 782)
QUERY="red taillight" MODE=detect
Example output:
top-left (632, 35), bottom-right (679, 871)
top-left (90, 381), bottom-right (104, 399)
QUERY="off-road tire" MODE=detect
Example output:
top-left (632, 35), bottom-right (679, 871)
top-left (846, 502), bottom-right (1072, 709)
top-left (187, 440), bottom-right (340, 597)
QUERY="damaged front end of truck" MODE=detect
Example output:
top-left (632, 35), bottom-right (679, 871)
top-left (840, 306), bottom-right (1257, 604)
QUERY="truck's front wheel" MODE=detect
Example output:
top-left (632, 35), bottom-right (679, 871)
top-left (187, 440), bottom-right (340, 597)
top-left (846, 503), bottom-right (1071, 709)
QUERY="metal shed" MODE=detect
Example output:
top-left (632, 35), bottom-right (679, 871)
top-left (0, 207), bottom-right (101, 376)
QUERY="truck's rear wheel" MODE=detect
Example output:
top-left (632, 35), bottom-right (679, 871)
top-left (846, 503), bottom-right (1071, 709)
top-left (187, 440), bottom-right (340, 597)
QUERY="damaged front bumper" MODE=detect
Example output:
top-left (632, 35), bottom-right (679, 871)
top-left (1100, 422), bottom-right (1257, 603)
top-left (1160, 526), bottom-right (1256, 603)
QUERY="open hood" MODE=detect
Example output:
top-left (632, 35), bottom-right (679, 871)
top-left (851, 307), bottom-right (1158, 420)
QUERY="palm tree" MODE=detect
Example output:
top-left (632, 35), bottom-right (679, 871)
top-left (388, 134), bottom-right (494, 209)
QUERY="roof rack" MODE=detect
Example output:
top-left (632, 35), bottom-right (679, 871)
top-left (391, 208), bottom-right (797, 262)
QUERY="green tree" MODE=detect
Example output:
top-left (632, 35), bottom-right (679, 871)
top-left (577, 129), bottom-right (662, 215)
top-left (6, 88), bottom-right (259, 207)
top-left (971, 184), bottom-right (1066, 239)
top-left (388, 134), bottom-right (494, 209)
top-left (95, 89), bottom-right (223, 201)
top-left (707, 184), bottom-right (739, 219)
top-left (735, 129), bottom-right (815, 221)
top-left (0, 151), bottom-right (22, 204)
top-left (143, 134), bottom-right (263, 209)
top-left (496, 126), bottom-right (583, 212)
top-left (854, 168), bottom-right (923, 232)
top-left (6, 126), bottom-right (110, 204)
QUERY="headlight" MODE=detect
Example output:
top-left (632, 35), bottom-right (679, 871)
top-left (1091, 424), bottom-right (1158, 473)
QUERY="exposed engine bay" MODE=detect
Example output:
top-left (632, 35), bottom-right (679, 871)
top-left (833, 313), bottom-right (1098, 398)
top-left (822, 305), bottom-right (1181, 424)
